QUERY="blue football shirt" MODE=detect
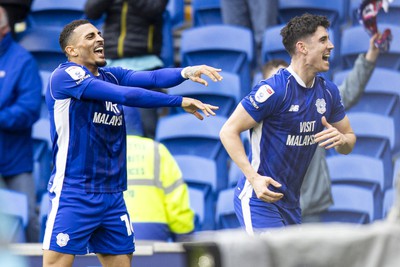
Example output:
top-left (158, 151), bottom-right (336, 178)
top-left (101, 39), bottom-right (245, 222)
top-left (238, 67), bottom-right (345, 209)
top-left (46, 62), bottom-right (183, 193)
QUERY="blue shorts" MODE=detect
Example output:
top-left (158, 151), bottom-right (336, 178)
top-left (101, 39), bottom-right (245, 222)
top-left (42, 190), bottom-right (135, 255)
top-left (234, 192), bottom-right (301, 235)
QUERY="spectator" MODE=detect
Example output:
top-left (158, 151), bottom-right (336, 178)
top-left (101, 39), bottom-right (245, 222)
top-left (219, 14), bottom-right (356, 234)
top-left (0, 0), bottom-right (32, 36)
top-left (261, 33), bottom-right (380, 222)
top-left (124, 134), bottom-right (194, 242)
top-left (0, 6), bottom-right (41, 242)
top-left (84, 0), bottom-right (168, 139)
top-left (221, 0), bottom-right (278, 69)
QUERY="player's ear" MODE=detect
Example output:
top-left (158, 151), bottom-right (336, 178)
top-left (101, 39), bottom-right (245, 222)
top-left (296, 41), bottom-right (307, 55)
top-left (65, 46), bottom-right (78, 57)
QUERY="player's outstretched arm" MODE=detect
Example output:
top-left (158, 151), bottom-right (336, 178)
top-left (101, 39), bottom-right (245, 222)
top-left (181, 97), bottom-right (219, 120)
top-left (182, 65), bottom-right (223, 86)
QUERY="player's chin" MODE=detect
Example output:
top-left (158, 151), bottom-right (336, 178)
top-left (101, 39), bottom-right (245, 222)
top-left (96, 59), bottom-right (107, 67)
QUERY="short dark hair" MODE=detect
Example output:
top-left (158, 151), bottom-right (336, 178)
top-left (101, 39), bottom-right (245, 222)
top-left (280, 13), bottom-right (330, 56)
top-left (262, 59), bottom-right (289, 79)
top-left (59, 19), bottom-right (90, 54)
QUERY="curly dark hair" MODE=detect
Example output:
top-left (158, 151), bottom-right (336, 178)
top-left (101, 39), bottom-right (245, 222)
top-left (280, 13), bottom-right (330, 56)
top-left (59, 19), bottom-right (90, 55)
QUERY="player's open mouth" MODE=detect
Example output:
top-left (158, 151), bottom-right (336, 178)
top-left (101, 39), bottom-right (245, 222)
top-left (322, 54), bottom-right (330, 61)
top-left (94, 46), bottom-right (104, 57)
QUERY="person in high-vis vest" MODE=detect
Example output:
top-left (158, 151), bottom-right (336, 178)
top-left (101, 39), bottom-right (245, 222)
top-left (124, 135), bottom-right (195, 241)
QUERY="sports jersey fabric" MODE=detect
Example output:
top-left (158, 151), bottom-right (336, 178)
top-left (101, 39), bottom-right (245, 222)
top-left (46, 62), bottom-right (185, 194)
top-left (237, 66), bottom-right (345, 209)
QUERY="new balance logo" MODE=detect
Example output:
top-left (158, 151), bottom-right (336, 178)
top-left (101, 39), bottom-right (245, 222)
top-left (289, 105), bottom-right (299, 112)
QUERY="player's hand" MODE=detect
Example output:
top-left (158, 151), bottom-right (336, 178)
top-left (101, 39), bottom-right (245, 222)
top-left (181, 97), bottom-right (219, 120)
top-left (182, 65), bottom-right (223, 86)
top-left (315, 116), bottom-right (346, 149)
top-left (251, 174), bottom-right (283, 203)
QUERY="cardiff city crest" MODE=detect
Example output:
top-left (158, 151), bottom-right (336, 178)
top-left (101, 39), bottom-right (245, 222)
top-left (315, 98), bottom-right (326, 114)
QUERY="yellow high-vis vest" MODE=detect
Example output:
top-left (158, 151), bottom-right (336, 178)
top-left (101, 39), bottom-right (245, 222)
top-left (124, 135), bottom-right (194, 241)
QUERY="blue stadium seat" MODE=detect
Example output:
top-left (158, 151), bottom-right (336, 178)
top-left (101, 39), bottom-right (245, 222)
top-left (166, 0), bottom-right (185, 30)
top-left (180, 25), bottom-right (254, 98)
top-left (278, 0), bottom-right (348, 25)
top-left (393, 157), bottom-right (400, 187)
top-left (175, 155), bottom-right (217, 230)
top-left (188, 187), bottom-right (205, 231)
top-left (261, 25), bottom-right (290, 65)
top-left (347, 112), bottom-right (399, 156)
top-left (17, 27), bottom-right (66, 71)
top-left (29, 0), bottom-right (86, 28)
top-left (215, 188), bottom-right (240, 230)
top-left (327, 154), bottom-right (388, 191)
top-left (168, 71), bottom-right (241, 117)
top-left (341, 24), bottom-right (400, 70)
top-left (161, 11), bottom-right (175, 68)
top-left (228, 162), bottom-right (243, 188)
top-left (155, 114), bottom-right (229, 191)
top-left (192, 0), bottom-right (222, 27)
top-left (383, 187), bottom-right (395, 218)
top-left (39, 192), bottom-right (49, 242)
top-left (333, 68), bottom-right (400, 155)
top-left (0, 188), bottom-right (28, 243)
top-left (124, 106), bottom-right (144, 136)
top-left (39, 70), bottom-right (51, 118)
top-left (324, 183), bottom-right (380, 222)
top-left (32, 118), bottom-right (52, 200)
top-left (174, 155), bottom-right (218, 193)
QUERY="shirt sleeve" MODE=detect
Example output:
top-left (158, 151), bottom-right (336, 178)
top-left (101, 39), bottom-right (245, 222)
top-left (51, 65), bottom-right (183, 108)
top-left (107, 67), bottom-right (186, 89)
top-left (241, 78), bottom-right (285, 123)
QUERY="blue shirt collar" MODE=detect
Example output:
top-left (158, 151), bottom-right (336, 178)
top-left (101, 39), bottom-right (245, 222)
top-left (0, 33), bottom-right (13, 56)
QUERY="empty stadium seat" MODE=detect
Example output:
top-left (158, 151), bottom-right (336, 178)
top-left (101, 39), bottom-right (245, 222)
top-left (39, 70), bottom-right (51, 118)
top-left (155, 114), bottom-right (229, 191)
top-left (228, 162), bottom-right (243, 188)
top-left (166, 0), bottom-right (185, 29)
top-left (215, 188), bottom-right (240, 230)
top-left (347, 112), bottom-right (399, 155)
top-left (327, 154), bottom-right (389, 191)
top-left (168, 71), bottom-right (241, 117)
top-left (192, 0), bottom-right (222, 27)
top-left (278, 0), bottom-right (348, 25)
top-left (0, 188), bottom-right (28, 243)
top-left (180, 25), bottom-right (254, 98)
top-left (29, 0), bottom-right (86, 28)
top-left (175, 155), bottom-right (218, 230)
top-left (188, 187), bottom-right (205, 231)
top-left (39, 192), bottom-right (49, 242)
top-left (341, 24), bottom-right (400, 70)
top-left (32, 118), bottom-right (52, 200)
top-left (17, 27), bottom-right (66, 71)
top-left (383, 187), bottom-right (395, 218)
top-left (324, 183), bottom-right (381, 222)
top-left (261, 24), bottom-right (290, 65)
top-left (161, 11), bottom-right (174, 68)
